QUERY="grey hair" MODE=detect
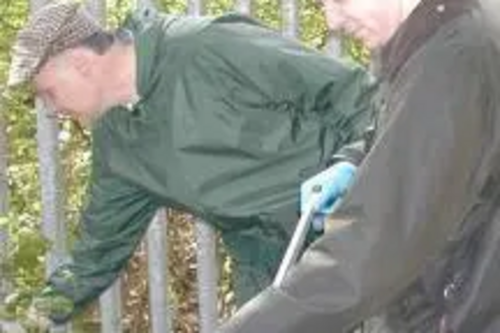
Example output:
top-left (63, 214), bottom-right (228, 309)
top-left (77, 28), bottom-right (134, 55)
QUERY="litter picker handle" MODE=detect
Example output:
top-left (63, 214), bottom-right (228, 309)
top-left (272, 185), bottom-right (322, 288)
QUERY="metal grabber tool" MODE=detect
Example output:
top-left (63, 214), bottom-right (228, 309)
top-left (273, 185), bottom-right (323, 288)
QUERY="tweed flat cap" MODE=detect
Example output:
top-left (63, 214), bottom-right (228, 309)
top-left (8, 1), bottom-right (103, 86)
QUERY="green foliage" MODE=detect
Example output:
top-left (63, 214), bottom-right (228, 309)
top-left (300, 0), bottom-right (328, 48)
top-left (343, 36), bottom-right (371, 65)
top-left (158, 0), bottom-right (187, 13)
top-left (107, 0), bottom-right (134, 27)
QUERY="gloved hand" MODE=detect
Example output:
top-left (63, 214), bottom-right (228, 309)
top-left (300, 161), bottom-right (357, 232)
top-left (22, 286), bottom-right (74, 331)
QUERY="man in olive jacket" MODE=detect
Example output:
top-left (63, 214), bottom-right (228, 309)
top-left (220, 0), bottom-right (500, 332)
top-left (7, 0), bottom-right (375, 325)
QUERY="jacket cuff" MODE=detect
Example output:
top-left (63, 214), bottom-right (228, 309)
top-left (329, 141), bottom-right (366, 167)
top-left (328, 126), bottom-right (376, 167)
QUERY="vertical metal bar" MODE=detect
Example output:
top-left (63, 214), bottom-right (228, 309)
top-left (133, 0), bottom-right (157, 11)
top-left (0, 93), bottom-right (14, 333)
top-left (0, 99), bottom-right (9, 306)
top-left (146, 209), bottom-right (172, 333)
top-left (187, 0), bottom-right (204, 16)
top-left (35, 95), bottom-right (68, 333)
top-left (127, 2), bottom-right (174, 333)
top-left (195, 219), bottom-right (219, 333)
top-left (281, 0), bottom-right (299, 39)
top-left (30, 0), bottom-right (68, 331)
top-left (184, 4), bottom-right (219, 333)
top-left (325, 33), bottom-right (343, 57)
top-left (99, 281), bottom-right (123, 333)
top-left (235, 0), bottom-right (252, 15)
top-left (35, 99), bottom-right (66, 283)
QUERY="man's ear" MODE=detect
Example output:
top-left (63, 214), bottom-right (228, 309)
top-left (65, 48), bottom-right (96, 78)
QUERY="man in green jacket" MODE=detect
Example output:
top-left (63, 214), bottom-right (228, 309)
top-left (7, 0), bottom-right (375, 326)
top-left (220, 0), bottom-right (500, 332)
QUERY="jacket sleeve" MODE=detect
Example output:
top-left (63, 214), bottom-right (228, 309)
top-left (47, 141), bottom-right (160, 322)
top-left (218, 29), bottom-right (494, 333)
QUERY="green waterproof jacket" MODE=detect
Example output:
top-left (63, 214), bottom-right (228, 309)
top-left (46, 9), bottom-right (375, 322)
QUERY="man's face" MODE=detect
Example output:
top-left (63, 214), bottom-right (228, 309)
top-left (322, 0), bottom-right (405, 48)
top-left (33, 49), bottom-right (106, 125)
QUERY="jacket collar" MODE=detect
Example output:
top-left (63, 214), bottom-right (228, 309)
top-left (377, 0), bottom-right (477, 81)
top-left (121, 10), bottom-right (178, 111)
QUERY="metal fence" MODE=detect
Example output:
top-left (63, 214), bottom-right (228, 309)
top-left (30, 0), bottom-right (342, 332)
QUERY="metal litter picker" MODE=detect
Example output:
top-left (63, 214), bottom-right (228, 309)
top-left (273, 160), bottom-right (357, 288)
top-left (273, 185), bottom-right (324, 288)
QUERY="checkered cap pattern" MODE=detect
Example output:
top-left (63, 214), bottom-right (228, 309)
top-left (8, 1), bottom-right (103, 86)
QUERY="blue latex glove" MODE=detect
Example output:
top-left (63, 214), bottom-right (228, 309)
top-left (300, 161), bottom-right (357, 231)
